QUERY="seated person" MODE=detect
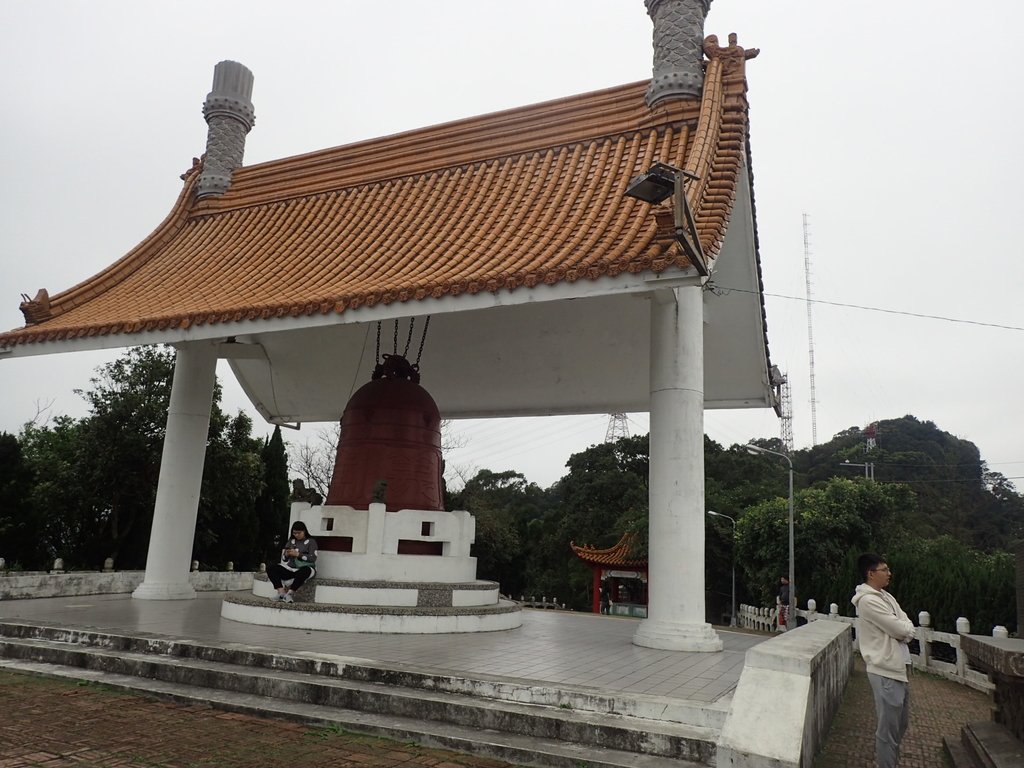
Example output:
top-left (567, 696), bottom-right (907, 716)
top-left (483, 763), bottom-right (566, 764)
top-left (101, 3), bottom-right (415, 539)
top-left (266, 521), bottom-right (317, 603)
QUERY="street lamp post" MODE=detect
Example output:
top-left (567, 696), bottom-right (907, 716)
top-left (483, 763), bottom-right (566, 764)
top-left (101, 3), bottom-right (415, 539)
top-left (745, 444), bottom-right (796, 631)
top-left (706, 510), bottom-right (736, 626)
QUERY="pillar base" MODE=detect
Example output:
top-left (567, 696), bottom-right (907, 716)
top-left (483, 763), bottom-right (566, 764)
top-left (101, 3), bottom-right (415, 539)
top-left (132, 581), bottom-right (197, 601)
top-left (633, 619), bottom-right (723, 652)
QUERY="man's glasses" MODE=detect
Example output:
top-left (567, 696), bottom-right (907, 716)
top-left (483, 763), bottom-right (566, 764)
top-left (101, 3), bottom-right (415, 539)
top-left (871, 566), bottom-right (892, 574)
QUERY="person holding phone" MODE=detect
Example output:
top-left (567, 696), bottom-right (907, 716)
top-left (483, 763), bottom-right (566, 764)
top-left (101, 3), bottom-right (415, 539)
top-left (266, 521), bottom-right (317, 603)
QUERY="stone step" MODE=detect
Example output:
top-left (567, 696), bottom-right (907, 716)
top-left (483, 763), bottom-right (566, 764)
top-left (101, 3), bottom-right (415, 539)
top-left (945, 734), bottom-right (980, 768)
top-left (962, 721), bottom-right (1024, 768)
top-left (0, 629), bottom-right (717, 766)
top-left (0, 657), bottom-right (701, 768)
top-left (0, 620), bottom-right (727, 729)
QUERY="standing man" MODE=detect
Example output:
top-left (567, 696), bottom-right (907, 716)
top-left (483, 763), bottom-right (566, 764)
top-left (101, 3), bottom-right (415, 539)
top-left (852, 553), bottom-right (915, 768)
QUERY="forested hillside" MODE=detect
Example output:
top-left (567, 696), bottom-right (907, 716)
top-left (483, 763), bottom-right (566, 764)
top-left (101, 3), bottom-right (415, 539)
top-left (451, 417), bottom-right (1021, 632)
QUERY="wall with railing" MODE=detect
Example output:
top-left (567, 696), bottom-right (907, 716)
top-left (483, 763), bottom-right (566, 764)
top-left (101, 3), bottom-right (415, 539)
top-left (0, 558), bottom-right (257, 601)
top-left (739, 600), bottom-right (1009, 693)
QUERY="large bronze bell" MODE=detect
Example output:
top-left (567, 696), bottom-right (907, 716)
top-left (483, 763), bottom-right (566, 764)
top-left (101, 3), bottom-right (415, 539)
top-left (325, 354), bottom-right (444, 513)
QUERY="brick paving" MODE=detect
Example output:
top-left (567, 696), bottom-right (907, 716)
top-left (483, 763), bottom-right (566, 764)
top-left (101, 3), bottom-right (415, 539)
top-left (0, 659), bottom-right (995, 768)
top-left (0, 670), bottom-right (518, 768)
top-left (814, 658), bottom-right (992, 768)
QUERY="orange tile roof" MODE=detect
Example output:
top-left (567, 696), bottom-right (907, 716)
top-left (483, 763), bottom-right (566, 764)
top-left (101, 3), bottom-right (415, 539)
top-left (570, 532), bottom-right (647, 569)
top-left (3, 36), bottom-right (758, 348)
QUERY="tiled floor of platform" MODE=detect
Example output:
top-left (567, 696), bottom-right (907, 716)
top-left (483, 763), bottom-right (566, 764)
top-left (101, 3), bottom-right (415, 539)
top-left (0, 591), bottom-right (765, 703)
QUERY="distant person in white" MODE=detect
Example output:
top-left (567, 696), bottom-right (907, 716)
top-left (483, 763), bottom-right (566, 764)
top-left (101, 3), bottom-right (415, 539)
top-left (852, 553), bottom-right (915, 768)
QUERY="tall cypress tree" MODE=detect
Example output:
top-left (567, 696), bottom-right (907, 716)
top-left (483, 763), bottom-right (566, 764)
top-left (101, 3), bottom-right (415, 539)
top-left (254, 426), bottom-right (291, 566)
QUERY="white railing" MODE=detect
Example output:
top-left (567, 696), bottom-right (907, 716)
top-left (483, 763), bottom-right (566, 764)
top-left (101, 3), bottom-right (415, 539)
top-left (739, 600), bottom-right (1005, 693)
top-left (517, 595), bottom-right (568, 610)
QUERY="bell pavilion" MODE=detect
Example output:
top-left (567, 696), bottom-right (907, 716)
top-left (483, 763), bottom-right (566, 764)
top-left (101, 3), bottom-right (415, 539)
top-left (1, 0), bottom-right (777, 651)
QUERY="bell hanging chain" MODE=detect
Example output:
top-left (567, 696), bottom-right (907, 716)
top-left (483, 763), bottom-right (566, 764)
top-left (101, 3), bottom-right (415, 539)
top-left (403, 317), bottom-right (416, 357)
top-left (416, 316), bottom-right (430, 367)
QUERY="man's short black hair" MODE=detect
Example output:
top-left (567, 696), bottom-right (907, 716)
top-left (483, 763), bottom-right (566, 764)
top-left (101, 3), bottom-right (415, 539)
top-left (857, 553), bottom-right (886, 582)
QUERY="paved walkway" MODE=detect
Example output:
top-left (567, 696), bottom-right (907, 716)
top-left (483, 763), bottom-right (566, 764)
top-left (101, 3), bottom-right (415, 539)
top-left (814, 658), bottom-right (992, 768)
top-left (0, 656), bottom-right (995, 768)
top-left (0, 669), bottom-right (516, 767)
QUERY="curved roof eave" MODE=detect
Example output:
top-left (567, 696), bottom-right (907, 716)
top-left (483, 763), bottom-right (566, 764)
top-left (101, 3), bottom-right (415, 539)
top-left (2, 39), bottom-right (763, 364)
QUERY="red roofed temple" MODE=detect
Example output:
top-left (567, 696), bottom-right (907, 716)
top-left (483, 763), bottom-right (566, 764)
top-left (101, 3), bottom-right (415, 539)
top-left (571, 533), bottom-right (649, 616)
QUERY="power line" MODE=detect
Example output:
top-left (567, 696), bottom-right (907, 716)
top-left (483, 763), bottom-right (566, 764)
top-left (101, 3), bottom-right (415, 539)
top-left (878, 476), bottom-right (1024, 484)
top-left (710, 284), bottom-right (1024, 333)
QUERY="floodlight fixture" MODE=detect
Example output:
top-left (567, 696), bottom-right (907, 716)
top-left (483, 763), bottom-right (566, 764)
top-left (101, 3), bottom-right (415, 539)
top-left (624, 162), bottom-right (709, 276)
top-left (624, 162), bottom-right (680, 204)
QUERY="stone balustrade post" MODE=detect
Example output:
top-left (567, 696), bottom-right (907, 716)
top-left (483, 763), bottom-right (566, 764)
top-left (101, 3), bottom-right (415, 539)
top-left (918, 611), bottom-right (932, 668)
top-left (955, 617), bottom-right (971, 678)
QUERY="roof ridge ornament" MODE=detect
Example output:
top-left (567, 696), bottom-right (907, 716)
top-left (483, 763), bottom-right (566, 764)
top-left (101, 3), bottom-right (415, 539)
top-left (195, 61), bottom-right (255, 198)
top-left (645, 0), bottom-right (713, 107)
top-left (703, 33), bottom-right (760, 74)
top-left (19, 289), bottom-right (51, 325)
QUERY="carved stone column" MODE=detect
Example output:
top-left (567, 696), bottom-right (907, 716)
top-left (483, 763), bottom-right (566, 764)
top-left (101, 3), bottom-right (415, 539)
top-left (196, 60), bottom-right (255, 198)
top-left (645, 0), bottom-right (713, 107)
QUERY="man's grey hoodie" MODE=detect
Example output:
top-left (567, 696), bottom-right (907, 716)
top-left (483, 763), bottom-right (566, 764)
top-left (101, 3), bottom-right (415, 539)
top-left (851, 583), bottom-right (915, 682)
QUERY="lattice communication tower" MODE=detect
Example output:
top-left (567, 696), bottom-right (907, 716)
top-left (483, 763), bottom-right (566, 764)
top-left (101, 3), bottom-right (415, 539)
top-left (605, 413), bottom-right (630, 443)
top-left (779, 371), bottom-right (794, 453)
top-left (803, 213), bottom-right (819, 445)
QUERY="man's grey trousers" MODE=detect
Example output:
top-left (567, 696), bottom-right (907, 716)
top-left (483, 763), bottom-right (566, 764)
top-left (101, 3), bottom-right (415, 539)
top-left (867, 671), bottom-right (911, 768)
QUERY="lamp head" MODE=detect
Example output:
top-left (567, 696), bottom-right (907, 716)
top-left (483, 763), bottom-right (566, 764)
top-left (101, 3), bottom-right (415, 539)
top-left (624, 162), bottom-right (679, 204)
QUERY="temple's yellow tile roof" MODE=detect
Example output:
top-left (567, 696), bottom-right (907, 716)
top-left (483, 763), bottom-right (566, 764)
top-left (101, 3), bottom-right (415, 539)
top-left (4, 38), bottom-right (756, 348)
top-left (571, 532), bottom-right (647, 569)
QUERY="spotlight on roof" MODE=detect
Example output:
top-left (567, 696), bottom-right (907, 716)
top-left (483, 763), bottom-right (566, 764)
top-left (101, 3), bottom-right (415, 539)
top-left (624, 162), bottom-right (680, 204)
top-left (624, 162), bottom-right (709, 276)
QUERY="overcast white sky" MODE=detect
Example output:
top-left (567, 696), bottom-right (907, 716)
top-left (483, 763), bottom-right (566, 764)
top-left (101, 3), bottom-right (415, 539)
top-left (2, 1), bottom-right (1023, 490)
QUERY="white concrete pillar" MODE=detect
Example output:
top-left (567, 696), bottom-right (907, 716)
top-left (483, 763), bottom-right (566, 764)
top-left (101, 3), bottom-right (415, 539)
top-left (634, 285), bottom-right (722, 651)
top-left (133, 342), bottom-right (217, 600)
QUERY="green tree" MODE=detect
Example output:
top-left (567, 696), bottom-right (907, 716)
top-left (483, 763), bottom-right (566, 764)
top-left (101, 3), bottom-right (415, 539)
top-left (20, 415), bottom-right (110, 568)
top-left (0, 432), bottom-right (45, 569)
top-left (194, 410), bottom-right (265, 569)
top-left (704, 437), bottom-right (793, 614)
top-left (884, 536), bottom-right (1016, 632)
top-left (449, 469), bottom-right (548, 597)
top-left (252, 426), bottom-right (291, 566)
top-left (17, 346), bottom-right (272, 571)
top-left (526, 435), bottom-right (649, 609)
top-left (73, 346), bottom-right (176, 566)
top-left (736, 477), bottom-right (914, 609)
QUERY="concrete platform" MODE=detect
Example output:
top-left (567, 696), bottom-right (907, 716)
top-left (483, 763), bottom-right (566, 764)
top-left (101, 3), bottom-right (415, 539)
top-left (0, 591), bottom-right (762, 705)
top-left (0, 591), bottom-right (771, 766)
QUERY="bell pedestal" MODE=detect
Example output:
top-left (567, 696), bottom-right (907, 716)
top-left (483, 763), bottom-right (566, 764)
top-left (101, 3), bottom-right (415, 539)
top-left (222, 502), bottom-right (522, 633)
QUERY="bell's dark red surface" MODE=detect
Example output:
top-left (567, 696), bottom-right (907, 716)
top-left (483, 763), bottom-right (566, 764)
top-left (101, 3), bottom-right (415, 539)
top-left (325, 370), bottom-right (444, 513)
